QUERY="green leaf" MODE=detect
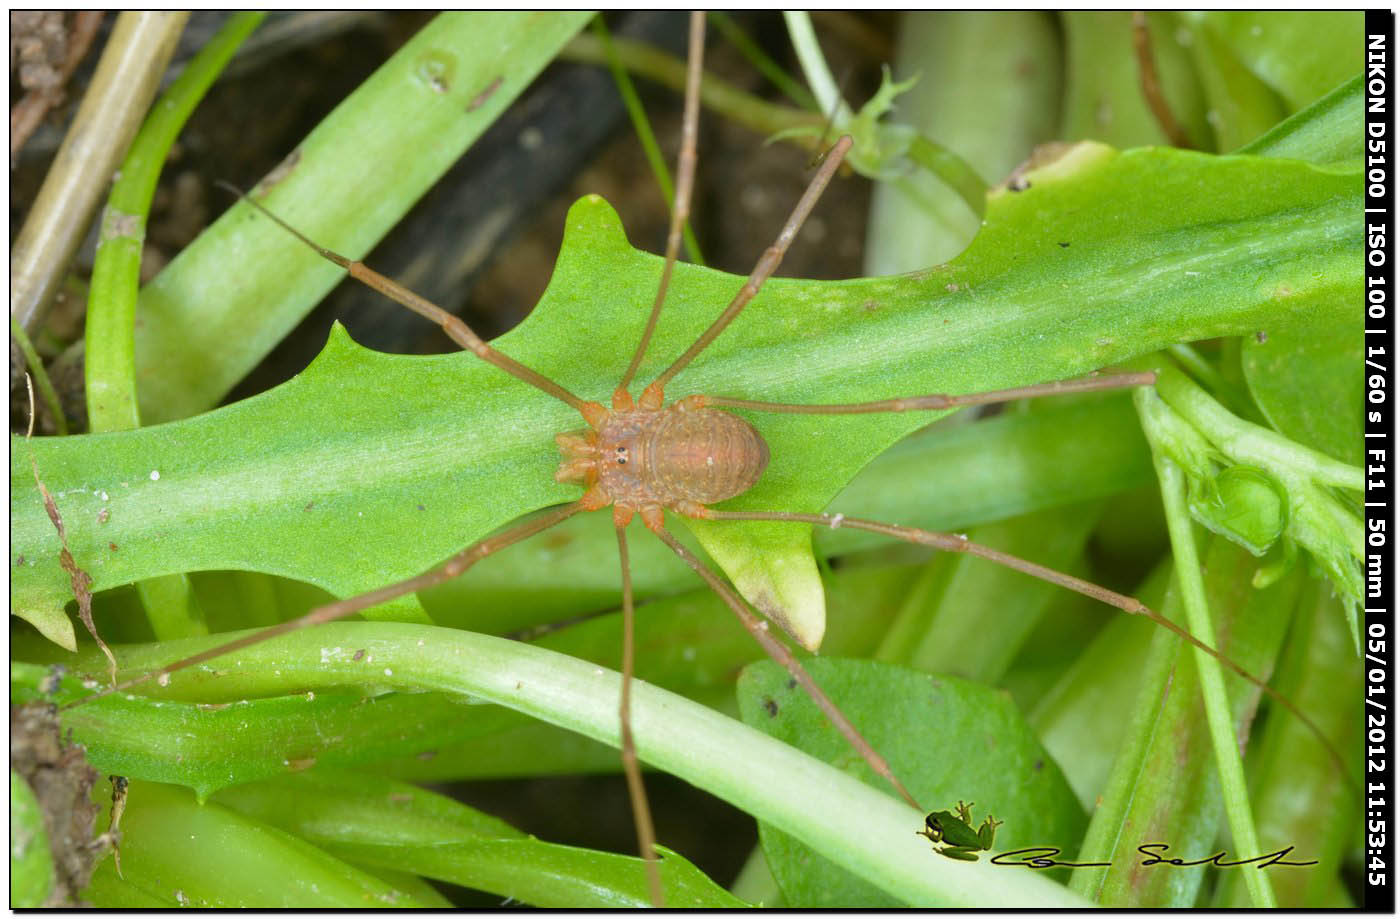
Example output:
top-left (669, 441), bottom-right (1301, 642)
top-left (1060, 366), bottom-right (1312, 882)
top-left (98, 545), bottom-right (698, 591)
top-left (82, 779), bottom-right (433, 907)
top-left (1242, 315), bottom-right (1364, 466)
top-left (213, 771), bottom-right (746, 908)
top-left (11, 768), bottom-right (55, 908)
top-left (1072, 537), bottom-right (1302, 906)
top-left (1180, 12), bottom-right (1364, 112)
top-left (12, 144), bottom-right (1360, 651)
top-left (1060, 12), bottom-right (1208, 148)
top-left (133, 11), bottom-right (593, 424)
top-left (1241, 73), bottom-right (1362, 168)
top-left (737, 658), bottom-right (1084, 907)
top-left (40, 683), bottom-right (505, 801)
top-left (875, 500), bottom-right (1105, 681)
top-left (1180, 17), bottom-right (1286, 151)
top-left (1212, 582), bottom-right (1362, 907)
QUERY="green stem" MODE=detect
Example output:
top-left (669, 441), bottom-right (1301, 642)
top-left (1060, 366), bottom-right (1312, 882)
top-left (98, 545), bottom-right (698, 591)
top-left (588, 17), bottom-right (703, 266)
top-left (782, 11), bottom-right (853, 123)
top-left (786, 12), bottom-right (987, 218)
top-left (562, 32), bottom-right (824, 145)
top-left (1153, 361), bottom-right (1361, 491)
top-left (10, 319), bottom-right (68, 436)
top-left (1136, 357), bottom-right (1364, 647)
top-left (1168, 342), bottom-right (1227, 393)
top-left (1137, 391), bottom-right (1275, 908)
top-left (905, 133), bottom-right (989, 220)
top-left (709, 12), bottom-right (817, 111)
top-left (85, 12), bottom-right (263, 639)
top-left (86, 12), bottom-right (264, 432)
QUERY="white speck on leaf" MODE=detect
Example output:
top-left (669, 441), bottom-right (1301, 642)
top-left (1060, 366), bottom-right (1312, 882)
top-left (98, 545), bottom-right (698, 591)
top-left (149, 469), bottom-right (160, 481)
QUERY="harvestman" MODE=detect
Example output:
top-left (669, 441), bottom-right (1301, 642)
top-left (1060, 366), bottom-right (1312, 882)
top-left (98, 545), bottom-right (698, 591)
top-left (77, 12), bottom-right (1344, 905)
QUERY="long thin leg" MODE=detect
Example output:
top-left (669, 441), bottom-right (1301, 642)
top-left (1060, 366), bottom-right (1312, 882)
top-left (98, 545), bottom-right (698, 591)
top-left (649, 522), bottom-right (922, 811)
top-left (614, 524), bottom-right (664, 906)
top-left (683, 371), bottom-right (1158, 415)
top-left (640, 134), bottom-right (854, 408)
top-left (69, 500), bottom-right (590, 708)
top-left (616, 10), bottom-right (705, 401)
top-left (220, 183), bottom-right (605, 427)
top-left (698, 508), bottom-right (1352, 781)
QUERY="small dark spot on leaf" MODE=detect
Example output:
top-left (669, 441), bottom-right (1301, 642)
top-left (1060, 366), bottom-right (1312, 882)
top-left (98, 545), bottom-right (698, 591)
top-left (304, 501), bottom-right (315, 511)
top-left (1034, 759), bottom-right (1044, 772)
top-left (108, 542), bottom-right (118, 552)
top-left (862, 298), bottom-right (880, 312)
top-left (352, 649), bottom-right (366, 662)
top-left (15, 555), bottom-right (25, 566)
top-left (785, 677), bottom-right (797, 691)
top-left (417, 504), bottom-right (426, 511)
top-left (1057, 241), bottom-right (1070, 248)
top-left (1255, 331), bottom-right (1268, 344)
top-left (763, 697), bottom-right (779, 717)
top-left (1008, 176), bottom-right (1031, 192)
top-left (467, 75), bottom-right (503, 112)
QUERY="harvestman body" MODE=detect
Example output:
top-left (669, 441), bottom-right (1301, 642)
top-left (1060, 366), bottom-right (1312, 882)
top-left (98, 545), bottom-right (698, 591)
top-left (72, 12), bottom-right (1347, 907)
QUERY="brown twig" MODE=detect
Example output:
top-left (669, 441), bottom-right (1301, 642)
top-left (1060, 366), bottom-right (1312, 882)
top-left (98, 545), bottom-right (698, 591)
top-left (24, 374), bottom-right (117, 686)
top-left (1132, 11), bottom-right (1192, 149)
